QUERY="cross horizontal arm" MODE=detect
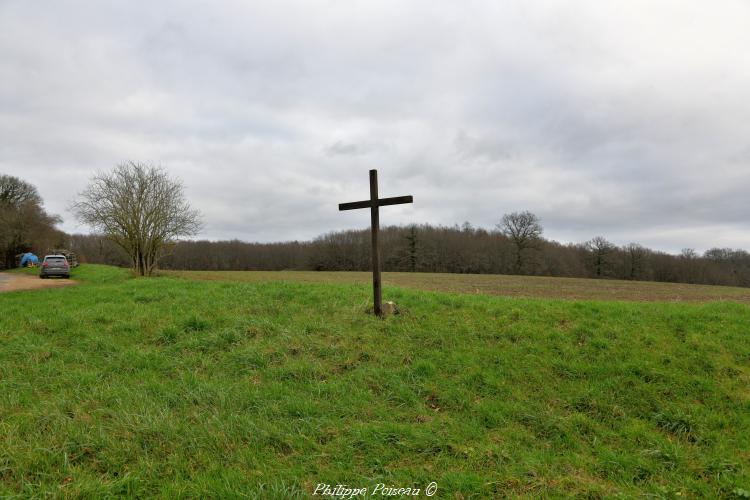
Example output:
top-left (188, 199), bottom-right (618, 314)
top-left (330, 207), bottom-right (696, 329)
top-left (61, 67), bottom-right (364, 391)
top-left (338, 199), bottom-right (372, 211)
top-left (377, 195), bottom-right (413, 207)
top-left (338, 195), bottom-right (414, 211)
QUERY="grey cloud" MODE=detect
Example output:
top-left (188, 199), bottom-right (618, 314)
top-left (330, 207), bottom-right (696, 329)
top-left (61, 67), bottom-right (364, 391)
top-left (1, 0), bottom-right (749, 253)
top-left (325, 141), bottom-right (376, 157)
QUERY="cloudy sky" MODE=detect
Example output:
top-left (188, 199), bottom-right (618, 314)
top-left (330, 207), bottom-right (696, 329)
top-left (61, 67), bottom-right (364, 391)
top-left (1, 1), bottom-right (749, 252)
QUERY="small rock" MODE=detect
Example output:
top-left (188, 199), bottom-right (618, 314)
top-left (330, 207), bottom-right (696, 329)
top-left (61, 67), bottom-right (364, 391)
top-left (382, 301), bottom-right (399, 315)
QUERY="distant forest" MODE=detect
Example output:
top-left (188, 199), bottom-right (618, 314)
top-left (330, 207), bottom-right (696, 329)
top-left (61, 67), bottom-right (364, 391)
top-left (6, 172), bottom-right (749, 287)
top-left (71, 224), bottom-right (750, 288)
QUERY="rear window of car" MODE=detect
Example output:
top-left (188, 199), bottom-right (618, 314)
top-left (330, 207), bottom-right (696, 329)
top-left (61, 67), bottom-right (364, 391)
top-left (46, 257), bottom-right (66, 262)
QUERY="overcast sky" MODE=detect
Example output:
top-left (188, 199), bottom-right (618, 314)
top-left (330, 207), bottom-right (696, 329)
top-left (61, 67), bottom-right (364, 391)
top-left (1, 1), bottom-right (749, 252)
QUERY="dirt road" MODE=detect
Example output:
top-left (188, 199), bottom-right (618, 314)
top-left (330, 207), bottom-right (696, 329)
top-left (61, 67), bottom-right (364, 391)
top-left (0, 272), bottom-right (76, 293)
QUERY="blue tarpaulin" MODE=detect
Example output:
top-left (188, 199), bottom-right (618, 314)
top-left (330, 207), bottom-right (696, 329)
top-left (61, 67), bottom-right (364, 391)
top-left (19, 253), bottom-right (39, 267)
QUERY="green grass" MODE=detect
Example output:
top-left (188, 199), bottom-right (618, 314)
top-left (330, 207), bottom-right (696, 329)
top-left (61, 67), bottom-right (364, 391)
top-left (1, 265), bottom-right (749, 497)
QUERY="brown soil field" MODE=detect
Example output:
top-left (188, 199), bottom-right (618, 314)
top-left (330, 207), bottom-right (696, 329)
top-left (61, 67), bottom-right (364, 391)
top-left (165, 270), bottom-right (750, 303)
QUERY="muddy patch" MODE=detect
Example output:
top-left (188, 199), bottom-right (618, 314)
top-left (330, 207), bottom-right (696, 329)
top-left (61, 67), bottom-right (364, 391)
top-left (0, 272), bottom-right (77, 293)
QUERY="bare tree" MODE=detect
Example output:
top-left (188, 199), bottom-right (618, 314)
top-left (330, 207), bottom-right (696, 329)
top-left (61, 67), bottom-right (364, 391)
top-left (623, 242), bottom-right (648, 280)
top-left (1, 174), bottom-right (42, 207)
top-left (72, 162), bottom-right (202, 276)
top-left (498, 211), bottom-right (543, 273)
top-left (679, 248), bottom-right (700, 283)
top-left (680, 248), bottom-right (697, 260)
top-left (586, 236), bottom-right (616, 278)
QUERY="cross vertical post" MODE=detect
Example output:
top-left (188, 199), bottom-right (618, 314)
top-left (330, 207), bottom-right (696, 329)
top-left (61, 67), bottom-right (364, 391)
top-left (369, 169), bottom-right (382, 316)
top-left (339, 169), bottom-right (413, 317)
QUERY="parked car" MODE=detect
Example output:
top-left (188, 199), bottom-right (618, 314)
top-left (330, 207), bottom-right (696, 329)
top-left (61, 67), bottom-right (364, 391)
top-left (39, 255), bottom-right (70, 279)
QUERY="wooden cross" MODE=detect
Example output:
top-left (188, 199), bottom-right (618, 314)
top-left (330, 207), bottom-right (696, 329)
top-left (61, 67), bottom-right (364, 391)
top-left (339, 169), bottom-right (413, 316)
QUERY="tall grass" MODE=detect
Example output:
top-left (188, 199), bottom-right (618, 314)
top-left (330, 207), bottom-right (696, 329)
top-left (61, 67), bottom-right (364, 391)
top-left (0, 265), bottom-right (748, 497)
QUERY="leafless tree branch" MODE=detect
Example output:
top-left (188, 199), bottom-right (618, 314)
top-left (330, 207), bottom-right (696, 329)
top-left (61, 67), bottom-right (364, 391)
top-left (72, 162), bottom-right (202, 276)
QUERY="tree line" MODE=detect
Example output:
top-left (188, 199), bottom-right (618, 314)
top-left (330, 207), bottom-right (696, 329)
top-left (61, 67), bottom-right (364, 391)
top-left (71, 222), bottom-right (750, 288)
top-left (0, 175), bottom-right (67, 269)
top-left (4, 165), bottom-right (750, 288)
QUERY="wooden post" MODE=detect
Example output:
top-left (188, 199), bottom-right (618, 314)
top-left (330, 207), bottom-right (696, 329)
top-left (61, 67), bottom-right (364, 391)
top-left (369, 169), bottom-right (382, 316)
top-left (339, 170), bottom-right (413, 317)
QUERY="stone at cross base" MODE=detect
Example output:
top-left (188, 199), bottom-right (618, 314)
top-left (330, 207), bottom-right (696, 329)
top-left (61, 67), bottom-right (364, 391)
top-left (382, 301), bottom-right (399, 316)
top-left (366, 301), bottom-right (399, 316)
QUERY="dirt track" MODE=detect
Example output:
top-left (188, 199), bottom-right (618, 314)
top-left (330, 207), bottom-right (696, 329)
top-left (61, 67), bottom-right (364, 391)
top-left (0, 272), bottom-right (76, 293)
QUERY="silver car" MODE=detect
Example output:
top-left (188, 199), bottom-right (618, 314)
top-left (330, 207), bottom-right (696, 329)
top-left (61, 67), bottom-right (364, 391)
top-left (39, 255), bottom-right (70, 279)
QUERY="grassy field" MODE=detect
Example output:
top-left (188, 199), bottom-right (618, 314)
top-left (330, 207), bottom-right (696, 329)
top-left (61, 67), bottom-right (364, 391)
top-left (1, 265), bottom-right (749, 497)
top-left (167, 270), bottom-right (750, 304)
